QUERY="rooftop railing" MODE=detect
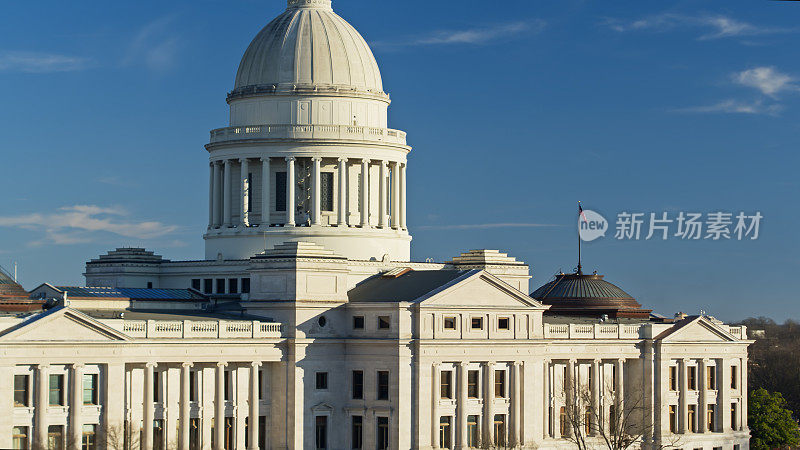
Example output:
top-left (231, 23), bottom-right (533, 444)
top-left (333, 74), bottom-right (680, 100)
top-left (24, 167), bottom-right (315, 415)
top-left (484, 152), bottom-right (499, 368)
top-left (209, 124), bottom-right (408, 146)
top-left (118, 319), bottom-right (282, 339)
top-left (543, 323), bottom-right (644, 339)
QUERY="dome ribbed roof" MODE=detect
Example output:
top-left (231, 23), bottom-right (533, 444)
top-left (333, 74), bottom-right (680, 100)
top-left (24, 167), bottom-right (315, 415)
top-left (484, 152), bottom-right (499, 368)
top-left (531, 272), bottom-right (650, 318)
top-left (0, 269), bottom-right (28, 299)
top-left (233, 0), bottom-right (384, 95)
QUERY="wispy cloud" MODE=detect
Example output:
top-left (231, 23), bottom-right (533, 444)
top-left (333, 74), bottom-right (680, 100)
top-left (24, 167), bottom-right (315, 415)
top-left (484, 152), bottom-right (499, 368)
top-left (674, 99), bottom-right (782, 116)
top-left (123, 16), bottom-right (182, 72)
top-left (0, 51), bottom-right (91, 73)
top-left (0, 205), bottom-right (180, 246)
top-left (418, 223), bottom-right (561, 231)
top-left (733, 66), bottom-right (799, 98)
top-left (373, 20), bottom-right (545, 49)
top-left (604, 13), bottom-right (793, 40)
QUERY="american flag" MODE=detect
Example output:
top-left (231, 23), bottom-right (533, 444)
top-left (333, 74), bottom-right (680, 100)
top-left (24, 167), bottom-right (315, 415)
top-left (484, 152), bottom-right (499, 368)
top-left (579, 203), bottom-right (589, 224)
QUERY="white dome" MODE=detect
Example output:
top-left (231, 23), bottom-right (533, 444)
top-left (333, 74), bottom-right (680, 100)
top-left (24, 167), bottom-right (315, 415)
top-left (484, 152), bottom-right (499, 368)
top-left (233, 0), bottom-right (384, 95)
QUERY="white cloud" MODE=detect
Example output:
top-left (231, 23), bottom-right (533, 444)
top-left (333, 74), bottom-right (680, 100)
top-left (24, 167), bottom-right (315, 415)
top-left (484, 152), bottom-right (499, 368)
top-left (674, 99), bottom-right (782, 116)
top-left (733, 67), bottom-right (798, 97)
top-left (417, 223), bottom-right (560, 231)
top-left (123, 16), bottom-right (182, 72)
top-left (0, 51), bottom-right (90, 73)
top-left (604, 13), bottom-right (792, 40)
top-left (373, 20), bottom-right (545, 48)
top-left (0, 205), bottom-right (180, 246)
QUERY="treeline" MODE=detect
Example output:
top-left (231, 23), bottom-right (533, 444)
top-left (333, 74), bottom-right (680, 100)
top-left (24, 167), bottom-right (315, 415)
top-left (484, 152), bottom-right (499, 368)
top-left (739, 317), bottom-right (800, 418)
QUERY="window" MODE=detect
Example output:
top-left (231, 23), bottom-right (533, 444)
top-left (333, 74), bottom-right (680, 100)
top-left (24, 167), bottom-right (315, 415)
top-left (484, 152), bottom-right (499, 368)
top-left (49, 374), bottom-right (64, 406)
top-left (315, 416), bottom-right (328, 450)
top-left (585, 406), bottom-right (593, 435)
top-left (495, 370), bottom-right (506, 398)
top-left (688, 366), bottom-right (697, 390)
top-left (225, 417), bottom-right (234, 450)
top-left (377, 371), bottom-right (389, 400)
top-left (378, 316), bottom-right (390, 330)
top-left (440, 370), bottom-right (453, 399)
top-left (611, 364), bottom-right (617, 391)
top-left (189, 371), bottom-right (198, 402)
top-left (229, 278), bottom-right (238, 294)
top-left (216, 279), bottom-right (226, 294)
top-left (376, 417), bottom-right (389, 450)
top-left (247, 173), bottom-right (253, 212)
top-left (12, 426), bottom-right (28, 450)
top-left (731, 402), bottom-right (738, 430)
top-left (609, 404), bottom-right (617, 431)
top-left (153, 371), bottom-right (161, 403)
top-left (443, 317), bottom-right (456, 330)
top-left (352, 370), bottom-right (364, 399)
top-left (351, 415), bottom-right (363, 449)
top-left (48, 425), bottom-right (64, 450)
top-left (494, 414), bottom-right (506, 447)
top-left (190, 418), bottom-right (201, 450)
top-left (82, 424), bottom-right (97, 450)
top-left (321, 172), bottom-right (334, 212)
top-left (731, 365), bottom-right (738, 389)
top-left (688, 405), bottom-right (697, 433)
top-left (258, 416), bottom-right (267, 450)
top-left (241, 278), bottom-right (251, 294)
top-left (316, 372), bottom-right (328, 390)
top-left (203, 279), bottom-right (213, 294)
top-left (471, 317), bottom-right (483, 330)
top-left (275, 172), bottom-right (287, 212)
top-left (669, 405), bottom-right (677, 433)
top-left (669, 366), bottom-right (677, 391)
top-left (707, 404), bottom-right (716, 432)
top-left (153, 420), bottom-right (165, 450)
top-left (467, 415), bottom-right (480, 447)
top-left (147, 282), bottom-right (153, 289)
top-left (191, 279), bottom-right (201, 290)
top-left (707, 366), bottom-right (716, 390)
top-left (83, 374), bottom-right (98, 405)
top-left (14, 374), bottom-right (29, 407)
top-left (467, 370), bottom-right (480, 398)
top-left (559, 407), bottom-right (568, 437)
top-left (224, 370), bottom-right (231, 401)
top-left (498, 317), bottom-right (510, 330)
top-left (353, 316), bottom-right (365, 329)
top-left (439, 416), bottom-right (452, 449)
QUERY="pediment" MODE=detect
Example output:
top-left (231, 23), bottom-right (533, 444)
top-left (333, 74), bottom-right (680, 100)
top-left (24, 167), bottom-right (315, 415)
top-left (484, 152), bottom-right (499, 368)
top-left (658, 317), bottom-right (737, 343)
top-left (418, 271), bottom-right (544, 310)
top-left (0, 307), bottom-right (130, 342)
top-left (311, 402), bottom-right (334, 413)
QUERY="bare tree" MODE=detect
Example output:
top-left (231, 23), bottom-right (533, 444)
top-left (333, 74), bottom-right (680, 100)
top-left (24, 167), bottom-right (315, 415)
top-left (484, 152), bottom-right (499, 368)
top-left (97, 423), bottom-right (140, 450)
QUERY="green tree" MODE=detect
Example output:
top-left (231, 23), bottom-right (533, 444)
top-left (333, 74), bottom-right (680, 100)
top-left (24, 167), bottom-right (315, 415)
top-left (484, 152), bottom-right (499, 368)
top-left (749, 388), bottom-right (800, 450)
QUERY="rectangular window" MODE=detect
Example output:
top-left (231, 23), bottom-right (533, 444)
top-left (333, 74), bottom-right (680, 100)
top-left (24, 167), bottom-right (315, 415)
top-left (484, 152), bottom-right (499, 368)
top-left (440, 370), bottom-right (453, 399)
top-left (669, 366), bottom-right (677, 391)
top-left (14, 374), bottom-right (29, 407)
top-left (688, 405), bottom-right (697, 433)
top-left (225, 417), bottom-right (234, 450)
top-left (731, 365), bottom-right (738, 389)
top-left (688, 366), bottom-right (697, 390)
top-left (378, 316), bottom-right (390, 330)
top-left (48, 425), bottom-right (64, 450)
top-left (351, 415), bottom-right (363, 449)
top-left (224, 370), bottom-right (231, 401)
top-left (49, 374), bottom-right (64, 406)
top-left (377, 371), bottom-right (389, 400)
top-left (216, 279), bottom-right (226, 294)
top-left (494, 414), bottom-right (506, 447)
top-left (498, 317), bottom-right (510, 330)
top-left (321, 172), bottom-right (334, 212)
top-left (247, 173), bottom-right (253, 212)
top-left (443, 317), bottom-right (456, 330)
top-left (611, 364), bottom-right (617, 391)
top-left (258, 369), bottom-right (263, 400)
top-left (190, 418), bottom-right (200, 450)
top-left (83, 374), bottom-right (98, 405)
top-left (189, 371), bottom-right (198, 402)
top-left (585, 406), bottom-right (593, 435)
top-left (316, 372), bottom-right (328, 390)
top-left (191, 279), bottom-right (201, 291)
top-left (153, 371), bottom-right (161, 403)
top-left (203, 279), bottom-right (213, 294)
top-left (731, 402), bottom-right (738, 430)
top-left (669, 405), bottom-right (677, 433)
top-left (376, 417), bottom-right (389, 450)
top-left (609, 404), bottom-right (617, 432)
top-left (228, 278), bottom-right (238, 294)
top-left (495, 370), bottom-right (506, 398)
top-left (467, 415), bottom-right (480, 447)
top-left (258, 416), bottom-right (266, 450)
top-left (467, 370), bottom-right (480, 398)
top-left (352, 370), bottom-right (364, 399)
top-left (82, 424), bottom-right (97, 450)
top-left (471, 317), bottom-right (483, 330)
top-left (12, 426), bottom-right (28, 450)
top-left (707, 404), bottom-right (716, 432)
top-left (353, 316), bottom-right (365, 330)
top-left (707, 366), bottom-right (716, 390)
top-left (315, 416), bottom-right (328, 450)
top-left (275, 172), bottom-right (287, 212)
top-left (559, 406), bottom-right (567, 437)
top-left (241, 278), bottom-right (251, 294)
top-left (439, 416), bottom-right (452, 449)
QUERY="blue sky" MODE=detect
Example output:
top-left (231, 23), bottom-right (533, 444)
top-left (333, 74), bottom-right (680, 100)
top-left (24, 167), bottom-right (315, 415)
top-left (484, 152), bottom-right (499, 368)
top-left (1, 0), bottom-right (799, 321)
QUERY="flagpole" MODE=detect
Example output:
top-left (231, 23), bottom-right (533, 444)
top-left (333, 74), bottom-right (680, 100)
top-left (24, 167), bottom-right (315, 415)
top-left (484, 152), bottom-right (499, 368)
top-left (577, 201), bottom-right (582, 275)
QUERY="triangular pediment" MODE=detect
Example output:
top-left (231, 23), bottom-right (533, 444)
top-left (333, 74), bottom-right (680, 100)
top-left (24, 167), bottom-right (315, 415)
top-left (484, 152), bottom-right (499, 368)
top-left (658, 317), bottom-right (737, 343)
top-left (0, 307), bottom-right (130, 342)
top-left (418, 271), bottom-right (544, 309)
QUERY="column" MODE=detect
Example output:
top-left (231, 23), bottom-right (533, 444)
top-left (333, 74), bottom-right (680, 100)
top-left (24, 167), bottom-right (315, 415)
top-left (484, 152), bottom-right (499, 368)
top-left (249, 362), bottom-right (261, 450)
top-left (718, 358), bottom-right (730, 431)
top-left (215, 362), bottom-right (227, 450)
top-left (391, 162), bottom-right (400, 229)
top-left (142, 363), bottom-right (156, 450)
top-left (69, 363), bottom-right (84, 450)
top-left (360, 159), bottom-right (370, 227)
top-left (740, 357), bottom-right (748, 431)
top-left (484, 362), bottom-right (496, 445)
top-left (378, 161), bottom-right (387, 228)
top-left (698, 359), bottom-right (708, 433)
top-left (431, 363), bottom-right (440, 448)
top-left (543, 359), bottom-right (551, 438)
top-left (180, 363), bottom-right (192, 450)
top-left (223, 160), bottom-right (232, 227)
top-left (261, 157), bottom-right (271, 227)
top-left (512, 362), bottom-right (522, 446)
top-left (311, 157), bottom-right (322, 226)
top-left (104, 364), bottom-right (126, 448)
top-left (457, 362), bottom-right (468, 448)
top-left (678, 359), bottom-right (687, 434)
top-left (591, 359), bottom-right (600, 436)
top-left (615, 359), bottom-right (625, 421)
top-left (35, 365), bottom-right (49, 449)
top-left (337, 158), bottom-right (348, 226)
top-left (240, 158), bottom-right (250, 227)
top-left (213, 162), bottom-right (222, 228)
top-left (208, 164), bottom-right (215, 228)
top-left (285, 157), bottom-right (296, 227)
top-left (400, 163), bottom-right (407, 230)
top-left (565, 359), bottom-right (575, 438)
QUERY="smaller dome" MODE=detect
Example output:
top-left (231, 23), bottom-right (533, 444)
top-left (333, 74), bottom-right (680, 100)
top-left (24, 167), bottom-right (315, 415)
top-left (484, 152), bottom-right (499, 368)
top-left (532, 272), bottom-right (650, 318)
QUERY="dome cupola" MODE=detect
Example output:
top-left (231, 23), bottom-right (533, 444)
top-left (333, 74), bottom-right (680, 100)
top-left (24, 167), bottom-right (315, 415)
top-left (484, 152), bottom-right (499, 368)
top-left (531, 271), bottom-right (652, 319)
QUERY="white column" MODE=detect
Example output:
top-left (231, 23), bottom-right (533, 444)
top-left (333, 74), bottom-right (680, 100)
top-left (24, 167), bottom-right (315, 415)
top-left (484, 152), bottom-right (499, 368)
top-left (249, 362), bottom-right (261, 450)
top-left (215, 362), bottom-right (227, 450)
top-left (391, 161), bottom-right (400, 229)
top-left (565, 359), bottom-right (575, 439)
top-left (104, 364), bottom-right (126, 447)
top-left (431, 363), bottom-right (440, 448)
top-left (457, 362), bottom-right (468, 449)
top-left (591, 359), bottom-right (600, 436)
top-left (312, 157), bottom-right (322, 226)
top-left (378, 161), bottom-right (387, 228)
top-left (543, 360), bottom-right (551, 438)
top-left (699, 359), bottom-right (708, 433)
top-left (35, 365), bottom-right (49, 449)
top-left (223, 160), bottom-right (232, 227)
top-left (337, 158), bottom-right (348, 226)
top-left (740, 357), bottom-right (748, 431)
top-left (678, 359), bottom-right (687, 434)
top-left (261, 157), bottom-right (271, 227)
top-left (69, 363), bottom-right (84, 450)
top-left (180, 363), bottom-right (192, 450)
top-left (615, 359), bottom-right (625, 421)
top-left (400, 163), bottom-right (407, 230)
top-left (240, 158), bottom-right (250, 227)
top-left (208, 164), bottom-right (215, 229)
top-left (360, 159), bottom-right (370, 227)
top-left (213, 162), bottom-right (222, 228)
top-left (512, 362), bottom-right (522, 446)
top-left (484, 362), bottom-right (496, 445)
top-left (718, 358), bottom-right (730, 431)
top-left (143, 363), bottom-right (156, 450)
top-left (285, 157), bottom-right (296, 227)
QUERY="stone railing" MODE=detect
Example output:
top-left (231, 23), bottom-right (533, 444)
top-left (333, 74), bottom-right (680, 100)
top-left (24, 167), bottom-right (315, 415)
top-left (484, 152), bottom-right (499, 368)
top-left (543, 323), bottom-right (643, 339)
top-left (727, 326), bottom-right (746, 339)
top-left (119, 320), bottom-right (282, 339)
top-left (209, 124), bottom-right (407, 146)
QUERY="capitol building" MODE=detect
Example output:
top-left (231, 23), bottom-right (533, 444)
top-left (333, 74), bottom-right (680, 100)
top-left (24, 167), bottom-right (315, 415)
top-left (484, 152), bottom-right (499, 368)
top-left (0, 1), bottom-right (751, 449)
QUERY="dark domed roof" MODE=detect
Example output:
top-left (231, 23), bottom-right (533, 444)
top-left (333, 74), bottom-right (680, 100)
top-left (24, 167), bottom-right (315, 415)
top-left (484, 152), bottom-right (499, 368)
top-left (0, 269), bottom-right (27, 298)
top-left (531, 271), bottom-right (650, 318)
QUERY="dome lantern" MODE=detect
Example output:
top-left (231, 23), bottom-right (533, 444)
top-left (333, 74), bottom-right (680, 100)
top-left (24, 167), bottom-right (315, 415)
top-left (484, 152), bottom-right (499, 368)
top-left (287, 0), bottom-right (333, 10)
